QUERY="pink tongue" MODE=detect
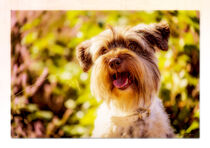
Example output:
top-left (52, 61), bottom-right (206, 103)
top-left (113, 73), bottom-right (128, 89)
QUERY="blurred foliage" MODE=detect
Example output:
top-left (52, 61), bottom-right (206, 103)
top-left (11, 11), bottom-right (199, 138)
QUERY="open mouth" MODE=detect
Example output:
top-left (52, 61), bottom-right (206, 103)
top-left (111, 72), bottom-right (133, 90)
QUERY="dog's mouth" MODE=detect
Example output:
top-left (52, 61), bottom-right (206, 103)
top-left (111, 72), bottom-right (133, 90)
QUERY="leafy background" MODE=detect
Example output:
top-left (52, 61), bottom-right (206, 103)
top-left (11, 11), bottom-right (199, 138)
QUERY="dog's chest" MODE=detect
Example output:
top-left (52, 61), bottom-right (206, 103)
top-left (93, 103), bottom-right (151, 138)
top-left (109, 114), bottom-right (149, 138)
top-left (93, 99), bottom-right (174, 138)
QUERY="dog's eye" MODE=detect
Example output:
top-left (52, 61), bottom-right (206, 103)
top-left (99, 47), bottom-right (108, 55)
top-left (128, 42), bottom-right (138, 51)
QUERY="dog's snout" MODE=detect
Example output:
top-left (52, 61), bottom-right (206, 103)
top-left (109, 58), bottom-right (122, 69)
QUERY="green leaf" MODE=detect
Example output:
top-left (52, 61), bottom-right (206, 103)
top-left (25, 104), bottom-right (39, 112)
top-left (35, 111), bottom-right (53, 120)
top-left (22, 32), bottom-right (38, 45)
top-left (186, 121), bottom-right (199, 133)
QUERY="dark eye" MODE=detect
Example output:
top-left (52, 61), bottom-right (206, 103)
top-left (128, 42), bottom-right (138, 50)
top-left (99, 47), bottom-right (108, 55)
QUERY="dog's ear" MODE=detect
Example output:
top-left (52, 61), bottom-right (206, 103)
top-left (134, 22), bottom-right (170, 51)
top-left (76, 40), bottom-right (93, 72)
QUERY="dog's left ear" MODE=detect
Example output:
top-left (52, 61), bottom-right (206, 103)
top-left (76, 40), bottom-right (93, 72)
top-left (134, 22), bottom-right (170, 51)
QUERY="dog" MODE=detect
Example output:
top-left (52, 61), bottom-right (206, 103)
top-left (76, 22), bottom-right (174, 138)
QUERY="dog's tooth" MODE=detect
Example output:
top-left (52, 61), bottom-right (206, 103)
top-left (125, 78), bottom-right (128, 85)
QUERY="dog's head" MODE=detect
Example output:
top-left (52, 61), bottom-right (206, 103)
top-left (76, 23), bottom-right (170, 111)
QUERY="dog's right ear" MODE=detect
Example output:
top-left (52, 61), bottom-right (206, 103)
top-left (76, 40), bottom-right (93, 72)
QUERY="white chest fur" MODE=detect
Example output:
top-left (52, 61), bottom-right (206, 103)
top-left (92, 97), bottom-right (174, 138)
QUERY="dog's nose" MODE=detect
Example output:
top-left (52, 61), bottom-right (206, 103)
top-left (109, 58), bottom-right (122, 69)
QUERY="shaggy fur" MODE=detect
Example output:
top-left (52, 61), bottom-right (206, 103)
top-left (76, 22), bottom-right (174, 138)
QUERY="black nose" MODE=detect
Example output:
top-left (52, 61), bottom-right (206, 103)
top-left (109, 58), bottom-right (122, 69)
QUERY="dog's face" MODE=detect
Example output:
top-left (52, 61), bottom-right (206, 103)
top-left (76, 23), bottom-right (170, 111)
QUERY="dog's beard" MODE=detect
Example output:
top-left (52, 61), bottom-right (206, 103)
top-left (91, 49), bottom-right (160, 112)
